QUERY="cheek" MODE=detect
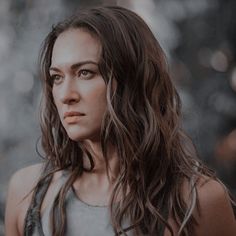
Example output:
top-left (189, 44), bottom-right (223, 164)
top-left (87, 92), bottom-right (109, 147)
top-left (84, 81), bottom-right (107, 109)
top-left (52, 89), bottom-right (62, 115)
top-left (90, 88), bottom-right (107, 112)
top-left (52, 87), bottom-right (57, 104)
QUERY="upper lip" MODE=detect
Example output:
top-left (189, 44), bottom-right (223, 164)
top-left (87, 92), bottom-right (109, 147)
top-left (64, 111), bottom-right (85, 119)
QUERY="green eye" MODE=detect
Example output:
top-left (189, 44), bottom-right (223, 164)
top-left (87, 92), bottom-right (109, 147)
top-left (50, 74), bottom-right (63, 84)
top-left (78, 70), bottom-right (94, 79)
top-left (81, 70), bottom-right (89, 76)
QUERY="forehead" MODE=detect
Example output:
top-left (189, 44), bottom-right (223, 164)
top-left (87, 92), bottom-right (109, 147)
top-left (51, 28), bottom-right (101, 67)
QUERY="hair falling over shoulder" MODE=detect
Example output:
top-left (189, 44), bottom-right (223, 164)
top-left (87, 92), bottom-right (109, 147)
top-left (35, 6), bottom-right (228, 236)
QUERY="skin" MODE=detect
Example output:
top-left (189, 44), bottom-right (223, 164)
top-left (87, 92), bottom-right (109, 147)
top-left (50, 28), bottom-right (107, 143)
top-left (49, 29), bottom-right (119, 206)
top-left (5, 29), bottom-right (236, 235)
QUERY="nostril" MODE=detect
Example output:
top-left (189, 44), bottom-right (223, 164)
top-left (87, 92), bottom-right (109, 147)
top-left (61, 91), bottom-right (80, 104)
top-left (63, 97), bottom-right (80, 105)
top-left (68, 97), bottom-right (79, 105)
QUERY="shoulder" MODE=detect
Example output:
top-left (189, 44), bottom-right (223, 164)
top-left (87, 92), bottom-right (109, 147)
top-left (11, 162), bottom-right (45, 182)
top-left (193, 176), bottom-right (236, 236)
top-left (5, 162), bottom-right (45, 236)
top-left (195, 177), bottom-right (234, 215)
top-left (8, 163), bottom-right (45, 199)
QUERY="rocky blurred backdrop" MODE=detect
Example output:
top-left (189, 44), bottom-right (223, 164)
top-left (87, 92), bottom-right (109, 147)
top-left (0, 0), bottom-right (236, 235)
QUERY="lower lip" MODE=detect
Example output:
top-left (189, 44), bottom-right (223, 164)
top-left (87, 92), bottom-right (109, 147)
top-left (64, 115), bottom-right (84, 124)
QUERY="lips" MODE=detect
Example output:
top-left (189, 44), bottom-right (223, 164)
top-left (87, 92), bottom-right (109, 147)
top-left (64, 111), bottom-right (85, 118)
top-left (64, 111), bottom-right (85, 124)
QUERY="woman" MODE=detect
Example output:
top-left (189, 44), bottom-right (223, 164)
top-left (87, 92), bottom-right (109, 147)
top-left (5, 6), bottom-right (236, 236)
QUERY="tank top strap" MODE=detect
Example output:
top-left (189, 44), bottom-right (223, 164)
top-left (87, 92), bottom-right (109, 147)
top-left (24, 163), bottom-right (53, 236)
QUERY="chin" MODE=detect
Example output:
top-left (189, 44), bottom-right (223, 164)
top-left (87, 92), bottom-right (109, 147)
top-left (66, 129), bottom-right (101, 143)
top-left (67, 132), bottom-right (88, 142)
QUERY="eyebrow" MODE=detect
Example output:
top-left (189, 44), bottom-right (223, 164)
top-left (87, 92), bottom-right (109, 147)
top-left (49, 60), bottom-right (98, 72)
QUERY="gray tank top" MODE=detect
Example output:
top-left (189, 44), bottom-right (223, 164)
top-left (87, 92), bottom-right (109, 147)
top-left (24, 170), bottom-right (167, 236)
top-left (41, 175), bottom-right (131, 236)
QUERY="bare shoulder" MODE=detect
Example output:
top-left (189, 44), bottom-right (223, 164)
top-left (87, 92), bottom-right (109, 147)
top-left (6, 163), bottom-right (45, 205)
top-left (193, 176), bottom-right (236, 236)
top-left (8, 163), bottom-right (45, 200)
top-left (196, 176), bottom-right (234, 212)
top-left (5, 162), bottom-right (45, 236)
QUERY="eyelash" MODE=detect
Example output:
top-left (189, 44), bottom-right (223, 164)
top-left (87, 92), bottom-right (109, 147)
top-left (77, 69), bottom-right (94, 79)
top-left (50, 69), bottom-right (95, 84)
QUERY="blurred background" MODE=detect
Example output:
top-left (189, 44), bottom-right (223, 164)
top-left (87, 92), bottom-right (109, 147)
top-left (0, 0), bottom-right (236, 234)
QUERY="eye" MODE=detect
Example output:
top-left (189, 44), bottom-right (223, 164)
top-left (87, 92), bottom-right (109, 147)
top-left (50, 74), bottom-right (63, 84)
top-left (78, 69), bottom-right (94, 79)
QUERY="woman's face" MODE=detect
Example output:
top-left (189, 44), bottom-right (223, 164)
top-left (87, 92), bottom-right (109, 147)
top-left (50, 28), bottom-right (107, 142)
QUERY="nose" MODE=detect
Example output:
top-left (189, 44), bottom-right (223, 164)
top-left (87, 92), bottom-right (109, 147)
top-left (60, 78), bottom-right (80, 105)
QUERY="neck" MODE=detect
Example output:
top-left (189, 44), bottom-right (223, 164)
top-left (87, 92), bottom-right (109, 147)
top-left (72, 140), bottom-right (119, 206)
top-left (81, 139), bottom-right (119, 181)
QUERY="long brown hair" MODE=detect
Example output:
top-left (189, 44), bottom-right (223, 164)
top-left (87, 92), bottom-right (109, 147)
top-left (37, 6), bottom-right (215, 236)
